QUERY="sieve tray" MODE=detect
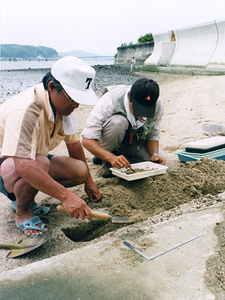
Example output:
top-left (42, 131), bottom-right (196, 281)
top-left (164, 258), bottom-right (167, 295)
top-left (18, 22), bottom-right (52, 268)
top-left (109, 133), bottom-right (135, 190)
top-left (110, 161), bottom-right (168, 181)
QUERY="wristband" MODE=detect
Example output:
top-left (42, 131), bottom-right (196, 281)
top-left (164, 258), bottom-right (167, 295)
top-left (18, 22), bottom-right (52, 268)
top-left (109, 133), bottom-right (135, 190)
top-left (150, 153), bottom-right (158, 158)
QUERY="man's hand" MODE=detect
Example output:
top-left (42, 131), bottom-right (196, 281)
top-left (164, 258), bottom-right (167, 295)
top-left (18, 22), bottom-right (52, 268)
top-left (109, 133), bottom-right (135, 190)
top-left (62, 194), bottom-right (92, 220)
top-left (146, 140), bottom-right (166, 165)
top-left (66, 140), bottom-right (102, 202)
top-left (82, 138), bottom-right (132, 169)
top-left (84, 180), bottom-right (102, 202)
top-left (150, 154), bottom-right (166, 165)
top-left (109, 154), bottom-right (131, 169)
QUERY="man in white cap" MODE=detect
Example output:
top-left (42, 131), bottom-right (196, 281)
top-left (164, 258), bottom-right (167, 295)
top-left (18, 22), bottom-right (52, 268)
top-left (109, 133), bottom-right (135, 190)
top-left (0, 56), bottom-right (102, 237)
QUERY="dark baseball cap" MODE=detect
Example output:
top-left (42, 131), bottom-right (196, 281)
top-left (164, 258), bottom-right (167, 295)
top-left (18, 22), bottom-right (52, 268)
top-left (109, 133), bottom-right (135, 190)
top-left (129, 78), bottom-right (159, 118)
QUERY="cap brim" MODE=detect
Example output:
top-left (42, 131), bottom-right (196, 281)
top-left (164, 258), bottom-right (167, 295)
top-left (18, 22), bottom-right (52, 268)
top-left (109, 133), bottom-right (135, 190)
top-left (132, 100), bottom-right (156, 118)
top-left (61, 82), bottom-right (98, 106)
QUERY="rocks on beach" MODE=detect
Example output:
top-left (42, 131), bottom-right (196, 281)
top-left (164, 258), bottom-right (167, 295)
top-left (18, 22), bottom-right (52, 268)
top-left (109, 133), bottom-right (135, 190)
top-left (0, 65), bottom-right (140, 102)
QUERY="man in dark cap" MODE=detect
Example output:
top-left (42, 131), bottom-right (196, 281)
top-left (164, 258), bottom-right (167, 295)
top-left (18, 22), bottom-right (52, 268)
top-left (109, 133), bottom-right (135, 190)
top-left (82, 78), bottom-right (166, 178)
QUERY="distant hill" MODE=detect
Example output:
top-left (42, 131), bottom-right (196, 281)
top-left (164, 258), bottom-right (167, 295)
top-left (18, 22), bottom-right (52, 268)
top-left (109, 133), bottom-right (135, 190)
top-left (1, 44), bottom-right (59, 59)
top-left (59, 50), bottom-right (102, 58)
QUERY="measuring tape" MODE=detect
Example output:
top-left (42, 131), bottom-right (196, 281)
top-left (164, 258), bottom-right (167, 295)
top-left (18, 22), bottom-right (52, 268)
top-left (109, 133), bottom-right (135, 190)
top-left (124, 233), bottom-right (203, 261)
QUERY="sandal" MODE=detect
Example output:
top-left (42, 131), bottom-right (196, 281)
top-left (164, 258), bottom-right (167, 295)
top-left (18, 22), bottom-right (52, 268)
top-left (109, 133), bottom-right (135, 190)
top-left (16, 216), bottom-right (47, 237)
top-left (10, 201), bottom-right (50, 216)
top-left (98, 162), bottom-right (115, 178)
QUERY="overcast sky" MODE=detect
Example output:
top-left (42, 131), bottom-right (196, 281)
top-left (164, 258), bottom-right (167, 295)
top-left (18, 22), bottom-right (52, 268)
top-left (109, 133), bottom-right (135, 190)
top-left (1, 0), bottom-right (225, 56)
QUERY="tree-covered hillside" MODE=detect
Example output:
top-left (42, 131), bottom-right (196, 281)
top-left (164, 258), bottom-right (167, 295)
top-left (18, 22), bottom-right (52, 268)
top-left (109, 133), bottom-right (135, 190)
top-left (1, 44), bottom-right (59, 59)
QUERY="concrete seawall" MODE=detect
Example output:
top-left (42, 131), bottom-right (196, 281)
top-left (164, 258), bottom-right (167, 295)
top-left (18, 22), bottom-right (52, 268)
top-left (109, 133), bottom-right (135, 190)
top-left (207, 19), bottom-right (225, 69)
top-left (116, 19), bottom-right (225, 75)
top-left (144, 31), bottom-right (175, 66)
top-left (170, 21), bottom-right (218, 67)
top-left (115, 42), bottom-right (154, 68)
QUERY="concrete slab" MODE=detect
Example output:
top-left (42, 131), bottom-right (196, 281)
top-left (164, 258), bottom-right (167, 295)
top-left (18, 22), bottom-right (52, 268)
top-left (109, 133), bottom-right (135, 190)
top-left (0, 204), bottom-right (224, 300)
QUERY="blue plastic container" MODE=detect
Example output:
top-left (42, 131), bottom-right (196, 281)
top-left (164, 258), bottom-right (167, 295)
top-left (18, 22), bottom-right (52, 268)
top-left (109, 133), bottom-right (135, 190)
top-left (176, 148), bottom-right (225, 162)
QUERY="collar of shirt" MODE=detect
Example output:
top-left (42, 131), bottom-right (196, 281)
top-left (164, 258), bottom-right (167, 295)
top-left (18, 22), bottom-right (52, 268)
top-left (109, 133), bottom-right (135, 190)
top-left (49, 105), bottom-right (77, 135)
top-left (124, 91), bottom-right (146, 129)
top-left (35, 84), bottom-right (77, 135)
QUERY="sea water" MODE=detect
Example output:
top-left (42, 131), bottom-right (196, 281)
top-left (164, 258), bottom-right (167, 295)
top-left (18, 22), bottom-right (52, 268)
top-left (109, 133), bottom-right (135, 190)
top-left (0, 57), bottom-right (115, 71)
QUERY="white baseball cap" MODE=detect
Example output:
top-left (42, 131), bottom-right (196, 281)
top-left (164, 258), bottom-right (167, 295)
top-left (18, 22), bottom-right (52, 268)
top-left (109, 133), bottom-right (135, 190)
top-left (51, 56), bottom-right (97, 105)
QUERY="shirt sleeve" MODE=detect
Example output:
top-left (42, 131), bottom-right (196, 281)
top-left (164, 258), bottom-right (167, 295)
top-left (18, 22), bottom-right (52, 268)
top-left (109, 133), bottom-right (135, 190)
top-left (64, 132), bottom-right (79, 144)
top-left (1, 109), bottom-right (38, 159)
top-left (82, 93), bottom-right (114, 140)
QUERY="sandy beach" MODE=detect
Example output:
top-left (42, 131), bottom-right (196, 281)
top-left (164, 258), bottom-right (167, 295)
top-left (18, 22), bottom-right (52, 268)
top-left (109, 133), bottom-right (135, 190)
top-left (0, 66), bottom-right (225, 292)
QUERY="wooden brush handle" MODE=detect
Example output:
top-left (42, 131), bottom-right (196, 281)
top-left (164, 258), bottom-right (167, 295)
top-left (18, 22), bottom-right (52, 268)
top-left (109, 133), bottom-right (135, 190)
top-left (91, 210), bottom-right (109, 221)
top-left (57, 205), bottom-right (109, 221)
top-left (57, 204), bottom-right (67, 212)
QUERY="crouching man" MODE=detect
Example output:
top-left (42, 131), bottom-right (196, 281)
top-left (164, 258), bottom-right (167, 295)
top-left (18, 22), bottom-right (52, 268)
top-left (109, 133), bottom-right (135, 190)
top-left (82, 78), bottom-right (166, 178)
top-left (0, 56), bottom-right (102, 237)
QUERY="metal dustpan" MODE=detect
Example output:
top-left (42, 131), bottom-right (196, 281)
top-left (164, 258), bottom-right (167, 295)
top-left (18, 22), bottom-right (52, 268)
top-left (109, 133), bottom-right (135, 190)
top-left (0, 231), bottom-right (52, 258)
top-left (57, 205), bottom-right (130, 223)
